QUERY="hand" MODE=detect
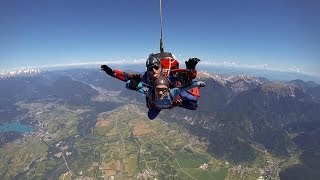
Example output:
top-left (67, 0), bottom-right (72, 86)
top-left (101, 65), bottom-right (114, 76)
top-left (128, 75), bottom-right (141, 90)
top-left (185, 58), bottom-right (201, 69)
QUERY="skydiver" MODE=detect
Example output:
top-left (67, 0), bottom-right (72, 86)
top-left (101, 52), bottom-right (200, 89)
top-left (101, 52), bottom-right (205, 119)
top-left (129, 75), bottom-right (205, 119)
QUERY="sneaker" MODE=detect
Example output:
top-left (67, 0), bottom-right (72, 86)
top-left (198, 81), bottom-right (206, 87)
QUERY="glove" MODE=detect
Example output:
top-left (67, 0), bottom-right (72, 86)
top-left (101, 65), bottom-right (114, 76)
top-left (128, 75), bottom-right (141, 90)
top-left (185, 58), bottom-right (201, 70)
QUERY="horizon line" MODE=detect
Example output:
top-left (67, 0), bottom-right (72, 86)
top-left (1, 60), bottom-right (320, 78)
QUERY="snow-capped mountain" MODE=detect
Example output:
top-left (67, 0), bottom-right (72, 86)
top-left (0, 68), bottom-right (44, 79)
top-left (198, 71), bottom-right (267, 86)
top-left (197, 71), bottom-right (313, 98)
top-left (197, 71), bottom-right (228, 84)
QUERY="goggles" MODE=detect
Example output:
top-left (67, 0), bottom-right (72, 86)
top-left (147, 65), bottom-right (160, 72)
top-left (155, 87), bottom-right (168, 92)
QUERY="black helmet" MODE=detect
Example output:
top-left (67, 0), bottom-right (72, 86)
top-left (146, 53), bottom-right (161, 67)
top-left (154, 75), bottom-right (169, 88)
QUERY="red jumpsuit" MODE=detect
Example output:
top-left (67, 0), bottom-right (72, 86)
top-left (111, 53), bottom-right (200, 97)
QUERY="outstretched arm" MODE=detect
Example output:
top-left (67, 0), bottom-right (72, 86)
top-left (168, 58), bottom-right (201, 87)
top-left (101, 64), bottom-right (142, 82)
top-left (176, 80), bottom-right (205, 93)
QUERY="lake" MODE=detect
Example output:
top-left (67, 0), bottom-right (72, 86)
top-left (0, 122), bottom-right (34, 133)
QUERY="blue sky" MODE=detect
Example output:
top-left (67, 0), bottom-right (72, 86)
top-left (1, 0), bottom-right (319, 76)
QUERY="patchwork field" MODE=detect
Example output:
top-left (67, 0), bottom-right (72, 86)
top-left (0, 103), bottom-right (278, 179)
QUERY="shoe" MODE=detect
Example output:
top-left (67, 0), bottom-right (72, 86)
top-left (198, 81), bottom-right (206, 87)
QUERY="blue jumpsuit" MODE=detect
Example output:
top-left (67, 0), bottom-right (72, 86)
top-left (126, 79), bottom-right (200, 120)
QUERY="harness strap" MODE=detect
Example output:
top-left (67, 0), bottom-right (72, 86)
top-left (169, 92), bottom-right (182, 108)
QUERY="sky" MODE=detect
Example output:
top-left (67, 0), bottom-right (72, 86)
top-left (0, 0), bottom-right (320, 76)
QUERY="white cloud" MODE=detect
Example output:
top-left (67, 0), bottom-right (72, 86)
top-left (200, 61), bottom-right (237, 67)
top-left (37, 59), bottom-right (145, 68)
top-left (288, 66), bottom-right (303, 73)
top-left (3, 58), bottom-right (319, 78)
top-left (199, 60), bottom-right (320, 77)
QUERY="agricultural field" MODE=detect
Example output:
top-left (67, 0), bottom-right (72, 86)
top-left (0, 102), bottom-right (277, 179)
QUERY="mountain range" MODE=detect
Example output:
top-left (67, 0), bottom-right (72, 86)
top-left (0, 66), bottom-right (319, 179)
top-left (162, 71), bottom-right (320, 179)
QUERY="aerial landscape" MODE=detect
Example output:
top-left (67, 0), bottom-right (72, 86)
top-left (1, 0), bottom-right (320, 179)
top-left (0, 67), bottom-right (319, 179)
